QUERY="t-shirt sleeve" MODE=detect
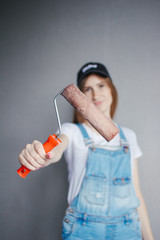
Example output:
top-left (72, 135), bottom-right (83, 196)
top-left (56, 122), bottom-right (80, 149)
top-left (60, 123), bottom-right (73, 164)
top-left (130, 129), bottom-right (143, 159)
top-left (57, 123), bottom-right (84, 167)
top-left (55, 123), bottom-right (74, 164)
top-left (60, 122), bottom-right (73, 143)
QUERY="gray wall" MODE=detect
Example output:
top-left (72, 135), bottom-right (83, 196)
top-left (1, 0), bottom-right (160, 239)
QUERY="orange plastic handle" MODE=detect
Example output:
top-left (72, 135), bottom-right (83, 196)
top-left (17, 134), bottom-right (61, 178)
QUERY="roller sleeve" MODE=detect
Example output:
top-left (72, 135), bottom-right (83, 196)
top-left (62, 84), bottom-right (119, 142)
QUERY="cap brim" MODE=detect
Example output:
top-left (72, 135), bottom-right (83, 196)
top-left (79, 70), bottom-right (109, 83)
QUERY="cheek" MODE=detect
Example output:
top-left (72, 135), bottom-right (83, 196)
top-left (84, 91), bottom-right (92, 99)
top-left (109, 95), bottom-right (113, 105)
top-left (104, 90), bottom-right (113, 105)
top-left (105, 97), bottom-right (112, 109)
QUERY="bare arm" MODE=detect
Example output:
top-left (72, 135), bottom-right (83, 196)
top-left (132, 158), bottom-right (154, 240)
top-left (18, 134), bottom-right (69, 171)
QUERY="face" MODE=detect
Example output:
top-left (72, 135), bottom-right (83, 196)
top-left (82, 74), bottom-right (113, 118)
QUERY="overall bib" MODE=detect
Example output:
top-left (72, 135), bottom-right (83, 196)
top-left (62, 124), bottom-right (142, 240)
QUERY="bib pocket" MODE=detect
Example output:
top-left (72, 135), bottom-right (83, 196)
top-left (83, 173), bottom-right (107, 206)
top-left (113, 177), bottom-right (131, 198)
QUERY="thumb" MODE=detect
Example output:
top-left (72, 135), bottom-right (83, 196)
top-left (46, 152), bottom-right (54, 159)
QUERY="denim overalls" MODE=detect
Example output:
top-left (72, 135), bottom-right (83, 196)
top-left (62, 124), bottom-right (142, 240)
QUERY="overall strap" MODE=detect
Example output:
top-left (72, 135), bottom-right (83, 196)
top-left (118, 125), bottom-right (127, 142)
top-left (118, 125), bottom-right (130, 153)
top-left (76, 123), bottom-right (94, 146)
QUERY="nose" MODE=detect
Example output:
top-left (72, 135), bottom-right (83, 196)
top-left (92, 89), bottom-right (99, 100)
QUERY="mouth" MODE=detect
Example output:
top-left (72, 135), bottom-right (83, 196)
top-left (94, 101), bottom-right (103, 106)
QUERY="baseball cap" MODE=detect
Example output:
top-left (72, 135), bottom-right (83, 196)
top-left (77, 62), bottom-right (111, 86)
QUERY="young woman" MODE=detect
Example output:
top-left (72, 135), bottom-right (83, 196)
top-left (19, 62), bottom-right (154, 240)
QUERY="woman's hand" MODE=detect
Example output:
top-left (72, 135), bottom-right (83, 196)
top-left (18, 134), bottom-right (69, 171)
top-left (19, 140), bottom-right (48, 171)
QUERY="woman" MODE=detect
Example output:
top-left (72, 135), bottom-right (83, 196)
top-left (19, 62), bottom-right (154, 239)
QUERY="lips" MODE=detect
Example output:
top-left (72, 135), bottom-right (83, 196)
top-left (94, 101), bottom-right (103, 106)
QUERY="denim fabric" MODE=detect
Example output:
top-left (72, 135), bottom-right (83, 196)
top-left (62, 208), bottom-right (142, 240)
top-left (62, 124), bottom-right (142, 239)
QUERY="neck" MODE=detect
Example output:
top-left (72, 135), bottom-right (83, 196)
top-left (104, 110), bottom-right (112, 120)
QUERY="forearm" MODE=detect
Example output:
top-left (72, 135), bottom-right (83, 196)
top-left (53, 134), bottom-right (69, 161)
top-left (137, 193), bottom-right (154, 240)
top-left (133, 159), bottom-right (154, 240)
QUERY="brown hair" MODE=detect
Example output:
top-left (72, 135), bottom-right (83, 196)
top-left (73, 74), bottom-right (118, 123)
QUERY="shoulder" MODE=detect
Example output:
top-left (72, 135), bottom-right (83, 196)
top-left (120, 126), bottom-right (140, 148)
top-left (121, 126), bottom-right (137, 142)
top-left (120, 125), bottom-right (143, 159)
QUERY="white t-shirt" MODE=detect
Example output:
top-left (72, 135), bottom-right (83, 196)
top-left (61, 122), bottom-right (143, 205)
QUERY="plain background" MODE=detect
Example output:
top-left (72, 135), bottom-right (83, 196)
top-left (1, 0), bottom-right (160, 239)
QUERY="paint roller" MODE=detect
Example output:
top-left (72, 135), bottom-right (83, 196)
top-left (17, 84), bottom-right (119, 178)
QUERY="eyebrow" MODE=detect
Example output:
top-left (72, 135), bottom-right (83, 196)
top-left (84, 80), bottom-right (105, 88)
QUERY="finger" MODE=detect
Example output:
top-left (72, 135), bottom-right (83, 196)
top-left (23, 149), bottom-right (42, 169)
top-left (19, 153), bottom-right (37, 171)
top-left (26, 144), bottom-right (46, 165)
top-left (33, 141), bottom-right (46, 160)
top-left (46, 152), bottom-right (54, 159)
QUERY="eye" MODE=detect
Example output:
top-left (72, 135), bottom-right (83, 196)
top-left (99, 83), bottom-right (105, 88)
top-left (83, 87), bottom-right (92, 93)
